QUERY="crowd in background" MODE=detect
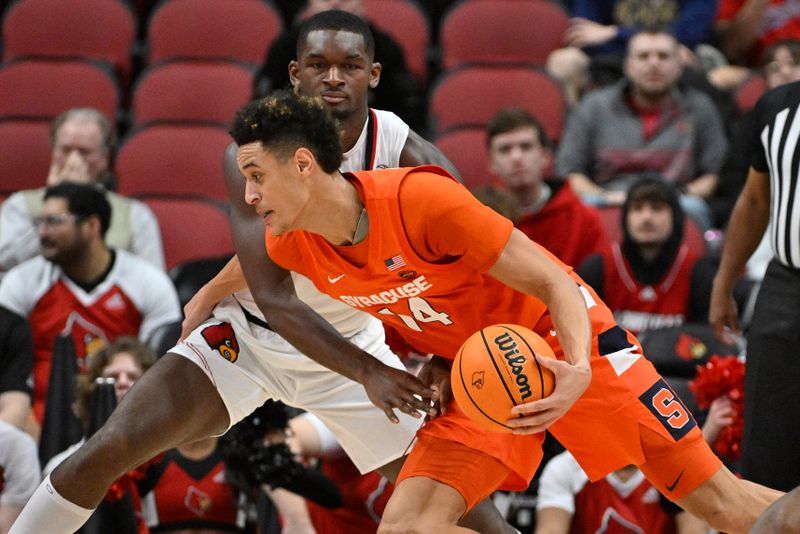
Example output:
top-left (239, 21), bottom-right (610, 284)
top-left (1, 0), bottom-right (799, 532)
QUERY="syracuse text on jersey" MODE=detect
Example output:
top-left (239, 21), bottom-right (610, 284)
top-left (339, 275), bottom-right (433, 308)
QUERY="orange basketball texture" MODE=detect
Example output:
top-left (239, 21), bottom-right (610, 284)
top-left (451, 324), bottom-right (556, 433)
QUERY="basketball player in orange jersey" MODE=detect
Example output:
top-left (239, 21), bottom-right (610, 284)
top-left (228, 91), bottom-right (785, 534)
top-left (9, 10), bottom-right (513, 534)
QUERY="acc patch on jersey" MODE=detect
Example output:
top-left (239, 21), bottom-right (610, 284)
top-left (200, 323), bottom-right (240, 363)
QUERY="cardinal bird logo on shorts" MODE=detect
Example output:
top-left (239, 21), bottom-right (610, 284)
top-left (201, 323), bottom-right (240, 363)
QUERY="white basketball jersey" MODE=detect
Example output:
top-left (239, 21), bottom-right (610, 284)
top-left (235, 109), bottom-right (410, 337)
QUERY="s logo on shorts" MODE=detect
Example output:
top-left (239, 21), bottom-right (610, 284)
top-left (200, 322), bottom-right (240, 363)
top-left (639, 378), bottom-right (696, 441)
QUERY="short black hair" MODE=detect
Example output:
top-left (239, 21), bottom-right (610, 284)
top-left (296, 9), bottom-right (375, 60)
top-left (230, 90), bottom-right (343, 173)
top-left (486, 108), bottom-right (551, 150)
top-left (44, 182), bottom-right (111, 237)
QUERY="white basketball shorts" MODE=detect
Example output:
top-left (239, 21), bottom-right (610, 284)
top-left (169, 295), bottom-right (422, 473)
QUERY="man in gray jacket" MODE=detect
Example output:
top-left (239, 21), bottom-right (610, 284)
top-left (556, 29), bottom-right (728, 230)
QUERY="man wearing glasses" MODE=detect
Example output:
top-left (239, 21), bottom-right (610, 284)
top-left (0, 108), bottom-right (165, 275)
top-left (0, 183), bottom-right (180, 433)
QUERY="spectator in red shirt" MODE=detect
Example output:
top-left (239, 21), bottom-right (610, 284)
top-left (487, 108), bottom-right (609, 268)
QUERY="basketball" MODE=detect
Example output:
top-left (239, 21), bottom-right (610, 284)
top-left (451, 324), bottom-right (556, 433)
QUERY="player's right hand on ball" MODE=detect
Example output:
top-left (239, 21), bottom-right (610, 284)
top-left (362, 364), bottom-right (438, 423)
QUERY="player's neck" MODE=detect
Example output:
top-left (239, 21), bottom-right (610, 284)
top-left (339, 108), bottom-right (370, 152)
top-left (306, 172), bottom-right (364, 246)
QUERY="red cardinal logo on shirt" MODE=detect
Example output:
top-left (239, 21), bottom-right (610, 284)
top-left (184, 486), bottom-right (212, 516)
top-left (201, 323), bottom-right (240, 363)
top-left (675, 333), bottom-right (707, 361)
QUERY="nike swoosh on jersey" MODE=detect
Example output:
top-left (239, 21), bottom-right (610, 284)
top-left (328, 274), bottom-right (346, 283)
top-left (665, 470), bottom-right (684, 492)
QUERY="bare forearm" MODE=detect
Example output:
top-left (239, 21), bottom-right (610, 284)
top-left (205, 256), bottom-right (247, 297)
top-left (265, 487), bottom-right (316, 532)
top-left (489, 230), bottom-right (591, 367)
top-left (567, 173), bottom-right (602, 196)
top-left (686, 174), bottom-right (718, 199)
top-left (714, 174), bottom-right (770, 292)
top-left (542, 280), bottom-right (592, 368)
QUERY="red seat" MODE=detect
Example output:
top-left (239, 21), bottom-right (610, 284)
top-left (429, 66), bottom-right (566, 141)
top-left (0, 120), bottom-right (52, 194)
top-left (365, 0), bottom-right (430, 84)
top-left (132, 60), bottom-right (255, 127)
top-left (3, 0), bottom-right (136, 86)
top-left (435, 128), bottom-right (497, 190)
top-left (597, 205), bottom-right (707, 256)
top-left (143, 198), bottom-right (233, 271)
top-left (116, 125), bottom-right (232, 202)
top-left (441, 0), bottom-right (569, 70)
top-left (148, 0), bottom-right (283, 66)
top-left (0, 60), bottom-right (119, 121)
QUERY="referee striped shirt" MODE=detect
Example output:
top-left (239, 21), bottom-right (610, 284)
top-left (753, 81), bottom-right (800, 269)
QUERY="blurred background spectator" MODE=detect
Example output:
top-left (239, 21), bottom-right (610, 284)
top-left (555, 29), bottom-right (727, 230)
top-left (578, 177), bottom-right (715, 336)
top-left (0, 306), bottom-right (33, 430)
top-left (0, 108), bottom-right (165, 274)
top-left (0, 184), bottom-right (180, 436)
top-left (486, 108), bottom-right (608, 268)
top-left (0, 420), bottom-right (39, 532)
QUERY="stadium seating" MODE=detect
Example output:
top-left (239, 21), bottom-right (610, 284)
top-left (0, 120), bottom-right (52, 195)
top-left (2, 0), bottom-right (137, 86)
top-left (440, 0), bottom-right (569, 70)
top-left (429, 66), bottom-right (566, 141)
top-left (434, 128), bottom-right (495, 190)
top-left (148, 0), bottom-right (283, 67)
top-left (143, 198), bottom-right (234, 271)
top-left (364, 0), bottom-right (430, 84)
top-left (116, 124), bottom-right (232, 201)
top-left (131, 60), bottom-right (255, 127)
top-left (0, 60), bottom-right (119, 121)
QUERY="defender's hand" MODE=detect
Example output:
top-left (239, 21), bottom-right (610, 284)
top-left (506, 356), bottom-right (591, 434)
top-left (362, 363), bottom-right (438, 424)
top-left (709, 283), bottom-right (741, 345)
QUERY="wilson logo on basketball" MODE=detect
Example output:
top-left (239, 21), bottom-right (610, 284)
top-left (494, 332), bottom-right (532, 401)
top-left (471, 371), bottom-right (485, 389)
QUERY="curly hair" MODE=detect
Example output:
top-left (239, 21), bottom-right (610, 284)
top-left (230, 90), bottom-right (343, 173)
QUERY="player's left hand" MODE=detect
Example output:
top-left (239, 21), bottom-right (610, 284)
top-left (416, 355), bottom-right (452, 419)
top-left (505, 356), bottom-right (591, 434)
